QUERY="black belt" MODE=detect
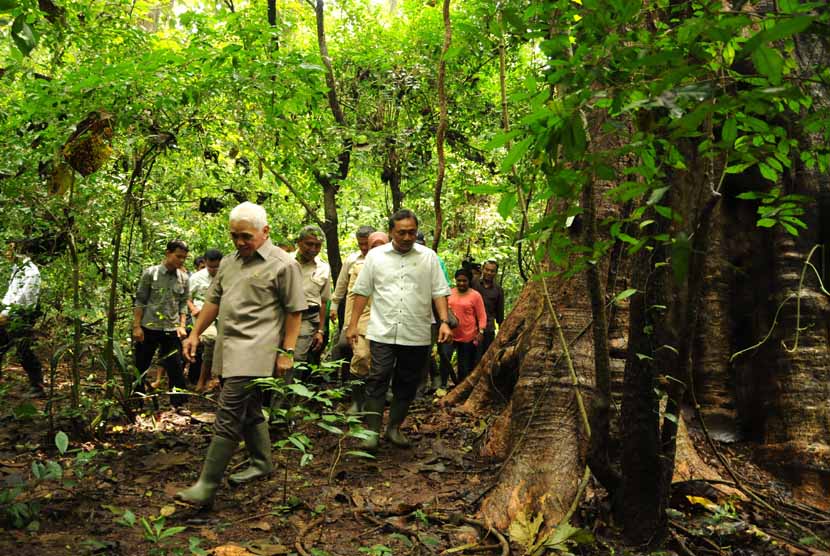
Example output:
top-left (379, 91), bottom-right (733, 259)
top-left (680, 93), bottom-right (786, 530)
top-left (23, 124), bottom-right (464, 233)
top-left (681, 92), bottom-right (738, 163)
top-left (303, 305), bottom-right (320, 315)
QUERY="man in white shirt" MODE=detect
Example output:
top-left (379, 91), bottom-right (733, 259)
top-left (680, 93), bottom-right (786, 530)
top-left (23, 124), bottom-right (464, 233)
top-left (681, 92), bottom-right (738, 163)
top-left (0, 241), bottom-right (44, 396)
top-left (346, 210), bottom-right (452, 450)
top-left (188, 249), bottom-right (222, 391)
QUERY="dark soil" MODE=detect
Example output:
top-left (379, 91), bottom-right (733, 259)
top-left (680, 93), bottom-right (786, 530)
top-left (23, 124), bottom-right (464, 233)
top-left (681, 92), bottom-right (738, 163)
top-left (1, 363), bottom-right (829, 556)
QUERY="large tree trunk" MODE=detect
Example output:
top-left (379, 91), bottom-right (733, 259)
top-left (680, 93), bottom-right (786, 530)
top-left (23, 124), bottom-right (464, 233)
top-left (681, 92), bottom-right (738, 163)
top-left (445, 270), bottom-right (595, 530)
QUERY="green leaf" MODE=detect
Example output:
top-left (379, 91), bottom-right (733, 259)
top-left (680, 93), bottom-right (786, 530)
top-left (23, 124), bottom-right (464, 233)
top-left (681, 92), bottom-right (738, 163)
top-left (757, 218), bottom-right (777, 228)
top-left (11, 15), bottom-right (37, 57)
top-left (751, 46), bottom-right (783, 84)
top-left (287, 383), bottom-right (314, 398)
top-left (647, 186), bottom-right (670, 205)
top-left (764, 15), bottom-right (814, 42)
top-left (345, 450), bottom-right (376, 459)
top-left (612, 288), bottom-right (637, 304)
top-left (759, 162), bottom-right (778, 182)
top-left (497, 192), bottom-right (517, 218)
top-left (671, 232), bottom-right (691, 286)
top-left (317, 422), bottom-right (343, 435)
top-left (508, 511), bottom-right (543, 549)
top-left (158, 526), bottom-right (186, 540)
top-left (484, 130), bottom-right (520, 150)
top-left (721, 118), bottom-right (737, 146)
top-left (500, 136), bottom-right (533, 172)
top-left (0, 0), bottom-right (17, 11)
top-left (55, 431), bottom-right (69, 455)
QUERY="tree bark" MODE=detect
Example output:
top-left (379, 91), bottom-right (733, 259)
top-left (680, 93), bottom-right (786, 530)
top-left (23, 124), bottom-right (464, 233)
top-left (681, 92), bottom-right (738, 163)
top-left (431, 0), bottom-right (451, 252)
top-left (312, 0), bottom-right (348, 280)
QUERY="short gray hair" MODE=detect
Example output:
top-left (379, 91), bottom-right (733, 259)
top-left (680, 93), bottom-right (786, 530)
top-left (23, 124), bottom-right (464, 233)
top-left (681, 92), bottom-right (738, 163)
top-left (297, 225), bottom-right (324, 243)
top-left (229, 202), bottom-right (267, 230)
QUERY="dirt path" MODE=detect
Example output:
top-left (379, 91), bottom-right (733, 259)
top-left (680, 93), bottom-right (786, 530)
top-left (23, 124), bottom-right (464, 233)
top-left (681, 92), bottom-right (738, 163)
top-left (0, 371), bottom-right (499, 556)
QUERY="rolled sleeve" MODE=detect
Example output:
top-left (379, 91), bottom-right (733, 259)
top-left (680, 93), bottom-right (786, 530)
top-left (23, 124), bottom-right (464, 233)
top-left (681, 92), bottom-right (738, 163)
top-left (430, 255), bottom-right (451, 298)
top-left (178, 279), bottom-right (189, 315)
top-left (279, 260), bottom-right (308, 313)
top-left (331, 256), bottom-right (353, 307)
top-left (351, 256), bottom-right (374, 298)
top-left (134, 269), bottom-right (152, 308)
top-left (205, 264), bottom-right (225, 306)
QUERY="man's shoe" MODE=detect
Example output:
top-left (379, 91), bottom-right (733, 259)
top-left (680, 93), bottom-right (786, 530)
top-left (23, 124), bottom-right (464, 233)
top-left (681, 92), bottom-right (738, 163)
top-left (384, 398), bottom-right (412, 448)
top-left (29, 385), bottom-right (46, 398)
top-left (360, 397), bottom-right (385, 451)
top-left (174, 435), bottom-right (237, 507)
top-left (229, 422), bottom-right (273, 486)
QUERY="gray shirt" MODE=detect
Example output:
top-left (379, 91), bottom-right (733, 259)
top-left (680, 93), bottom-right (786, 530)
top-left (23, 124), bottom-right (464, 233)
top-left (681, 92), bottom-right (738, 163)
top-left (206, 238), bottom-right (307, 378)
top-left (134, 264), bottom-right (189, 331)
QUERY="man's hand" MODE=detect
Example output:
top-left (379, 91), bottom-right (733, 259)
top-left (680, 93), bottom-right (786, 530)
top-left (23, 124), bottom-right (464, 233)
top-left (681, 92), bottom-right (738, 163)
top-left (190, 307), bottom-right (201, 318)
top-left (182, 334), bottom-right (200, 363)
top-left (275, 354), bottom-right (294, 376)
top-left (176, 326), bottom-right (188, 340)
top-left (476, 331), bottom-right (484, 345)
top-left (132, 325), bottom-right (144, 343)
top-left (329, 309), bottom-right (337, 323)
top-left (437, 322), bottom-right (453, 344)
top-left (345, 324), bottom-right (359, 348)
top-left (311, 329), bottom-right (325, 352)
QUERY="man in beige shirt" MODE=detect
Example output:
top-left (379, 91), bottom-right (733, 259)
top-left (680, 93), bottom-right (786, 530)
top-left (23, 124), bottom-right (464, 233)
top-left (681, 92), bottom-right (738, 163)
top-left (344, 231), bottom-right (388, 413)
top-left (294, 225), bottom-right (331, 371)
top-left (175, 202), bottom-right (306, 508)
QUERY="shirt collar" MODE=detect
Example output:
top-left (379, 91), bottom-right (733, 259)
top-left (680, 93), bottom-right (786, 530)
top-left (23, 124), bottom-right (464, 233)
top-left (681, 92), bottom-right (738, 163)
top-left (234, 238), bottom-right (273, 261)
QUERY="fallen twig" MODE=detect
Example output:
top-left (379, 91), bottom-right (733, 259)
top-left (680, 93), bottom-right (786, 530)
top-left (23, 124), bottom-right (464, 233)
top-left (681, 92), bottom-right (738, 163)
top-left (295, 515), bottom-right (324, 556)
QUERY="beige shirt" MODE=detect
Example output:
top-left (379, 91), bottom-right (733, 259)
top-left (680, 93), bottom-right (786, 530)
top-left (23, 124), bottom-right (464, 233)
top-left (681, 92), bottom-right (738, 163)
top-left (344, 259), bottom-right (372, 335)
top-left (298, 256), bottom-right (331, 309)
top-left (206, 239), bottom-right (307, 378)
top-left (331, 251), bottom-right (362, 310)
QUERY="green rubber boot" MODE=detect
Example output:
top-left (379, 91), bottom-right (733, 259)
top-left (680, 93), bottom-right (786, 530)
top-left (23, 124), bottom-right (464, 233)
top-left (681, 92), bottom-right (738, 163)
top-left (348, 383), bottom-right (366, 415)
top-left (228, 422), bottom-right (273, 486)
top-left (360, 396), bottom-right (385, 451)
top-left (174, 435), bottom-right (237, 507)
top-left (385, 398), bottom-right (412, 448)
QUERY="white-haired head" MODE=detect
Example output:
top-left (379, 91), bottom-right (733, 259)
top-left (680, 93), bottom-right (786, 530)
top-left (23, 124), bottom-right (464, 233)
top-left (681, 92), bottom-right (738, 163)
top-left (229, 202), bottom-right (268, 230)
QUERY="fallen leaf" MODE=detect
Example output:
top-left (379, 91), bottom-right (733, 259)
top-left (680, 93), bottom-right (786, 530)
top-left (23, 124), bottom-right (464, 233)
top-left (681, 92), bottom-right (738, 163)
top-left (212, 544), bottom-right (255, 556)
top-left (159, 504), bottom-right (176, 517)
top-left (247, 541), bottom-right (289, 555)
top-left (249, 520), bottom-right (271, 531)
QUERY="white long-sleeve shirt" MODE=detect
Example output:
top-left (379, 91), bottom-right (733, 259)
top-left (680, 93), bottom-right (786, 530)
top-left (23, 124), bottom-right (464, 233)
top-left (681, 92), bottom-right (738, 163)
top-left (1, 257), bottom-right (40, 317)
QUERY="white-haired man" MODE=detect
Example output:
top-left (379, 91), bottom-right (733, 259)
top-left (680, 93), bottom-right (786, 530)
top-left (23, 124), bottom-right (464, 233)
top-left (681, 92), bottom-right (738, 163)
top-left (175, 202), bottom-right (306, 507)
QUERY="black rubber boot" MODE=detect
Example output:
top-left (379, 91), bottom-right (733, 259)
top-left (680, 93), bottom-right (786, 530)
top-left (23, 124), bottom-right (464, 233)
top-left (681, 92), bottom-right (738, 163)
top-left (174, 435), bottom-right (237, 507)
top-left (348, 383), bottom-right (366, 414)
top-left (228, 422), bottom-right (273, 486)
top-left (361, 396), bottom-right (385, 451)
top-left (385, 398), bottom-right (412, 448)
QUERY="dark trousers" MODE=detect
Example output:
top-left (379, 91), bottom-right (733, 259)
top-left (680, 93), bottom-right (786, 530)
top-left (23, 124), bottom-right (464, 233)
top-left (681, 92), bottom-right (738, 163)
top-left (134, 327), bottom-right (186, 407)
top-left (0, 313), bottom-right (43, 389)
top-left (367, 341), bottom-right (430, 403)
top-left (214, 377), bottom-right (265, 442)
top-left (475, 326), bottom-right (496, 364)
top-left (439, 341), bottom-right (477, 385)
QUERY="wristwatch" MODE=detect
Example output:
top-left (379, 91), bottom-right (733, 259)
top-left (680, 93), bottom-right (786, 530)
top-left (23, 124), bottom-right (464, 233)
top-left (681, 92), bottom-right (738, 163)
top-left (440, 319), bottom-right (450, 325)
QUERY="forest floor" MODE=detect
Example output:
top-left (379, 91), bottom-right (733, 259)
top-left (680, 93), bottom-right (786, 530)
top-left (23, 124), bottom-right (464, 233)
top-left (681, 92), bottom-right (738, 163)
top-left (1, 362), bottom-right (829, 556)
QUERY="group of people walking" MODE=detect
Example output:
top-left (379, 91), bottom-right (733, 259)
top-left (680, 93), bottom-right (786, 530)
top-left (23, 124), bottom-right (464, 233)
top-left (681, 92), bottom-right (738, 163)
top-left (0, 201), bottom-right (505, 509)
